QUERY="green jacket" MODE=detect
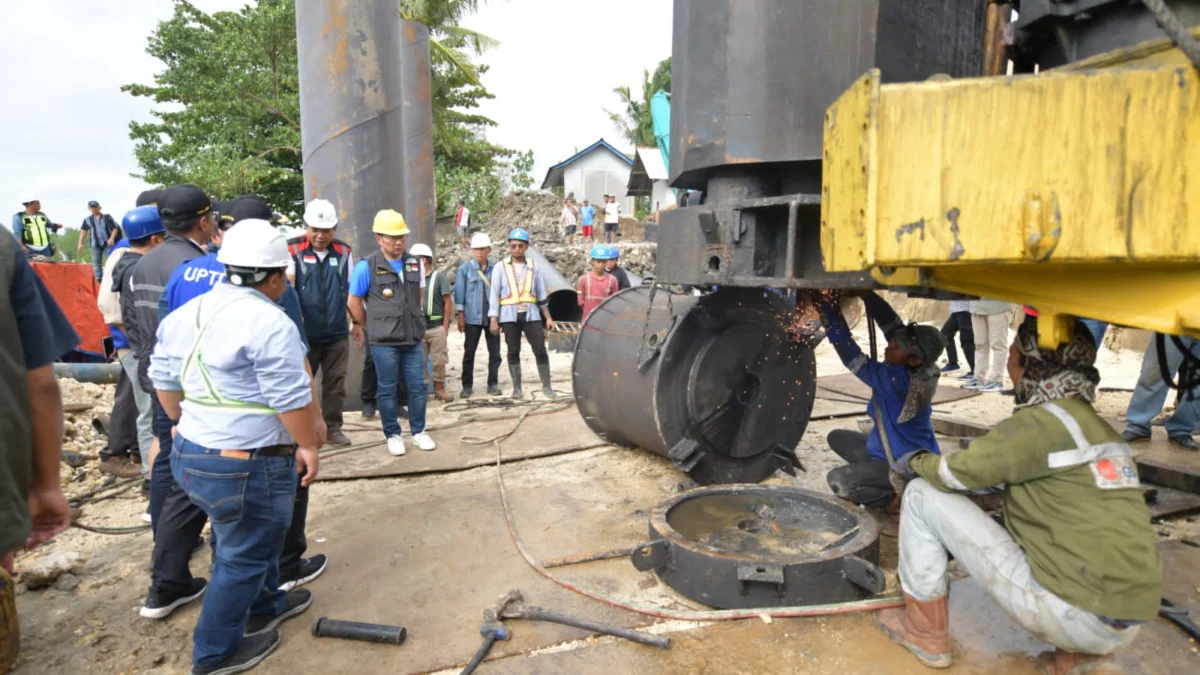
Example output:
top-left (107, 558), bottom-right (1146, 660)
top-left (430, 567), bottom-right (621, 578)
top-left (909, 399), bottom-right (1161, 621)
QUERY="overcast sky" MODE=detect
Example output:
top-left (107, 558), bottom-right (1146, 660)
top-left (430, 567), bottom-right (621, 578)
top-left (0, 0), bottom-right (671, 227)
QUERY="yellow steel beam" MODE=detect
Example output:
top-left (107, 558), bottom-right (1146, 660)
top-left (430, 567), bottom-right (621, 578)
top-left (822, 35), bottom-right (1200, 346)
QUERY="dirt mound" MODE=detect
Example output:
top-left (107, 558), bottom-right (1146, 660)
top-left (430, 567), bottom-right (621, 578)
top-left (485, 190), bottom-right (568, 247)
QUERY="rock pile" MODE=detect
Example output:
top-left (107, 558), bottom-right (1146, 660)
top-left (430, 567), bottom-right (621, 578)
top-left (57, 378), bottom-right (120, 493)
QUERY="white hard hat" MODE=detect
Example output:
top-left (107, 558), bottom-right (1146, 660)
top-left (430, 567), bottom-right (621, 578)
top-left (21, 194), bottom-right (39, 205)
top-left (469, 232), bottom-right (492, 249)
top-left (217, 219), bottom-right (291, 269)
top-left (303, 198), bottom-right (338, 229)
top-left (409, 243), bottom-right (434, 259)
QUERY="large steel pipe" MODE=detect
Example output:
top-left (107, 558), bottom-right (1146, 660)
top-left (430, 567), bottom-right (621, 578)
top-left (573, 287), bottom-right (816, 484)
top-left (526, 246), bottom-right (581, 323)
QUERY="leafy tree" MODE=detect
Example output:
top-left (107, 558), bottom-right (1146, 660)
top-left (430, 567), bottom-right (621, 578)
top-left (607, 58), bottom-right (671, 147)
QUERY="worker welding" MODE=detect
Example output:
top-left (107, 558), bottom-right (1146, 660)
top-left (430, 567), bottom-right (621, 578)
top-left (4, 1), bottom-right (1200, 674)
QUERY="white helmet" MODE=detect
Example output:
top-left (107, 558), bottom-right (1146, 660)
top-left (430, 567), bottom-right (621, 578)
top-left (217, 219), bottom-right (291, 269)
top-left (303, 198), bottom-right (338, 229)
top-left (469, 232), bottom-right (492, 249)
top-left (409, 243), bottom-right (434, 259)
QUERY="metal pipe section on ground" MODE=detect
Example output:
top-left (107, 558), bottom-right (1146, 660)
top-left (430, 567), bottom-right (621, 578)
top-left (572, 287), bottom-right (816, 485)
top-left (54, 362), bottom-right (122, 385)
top-left (526, 246), bottom-right (581, 323)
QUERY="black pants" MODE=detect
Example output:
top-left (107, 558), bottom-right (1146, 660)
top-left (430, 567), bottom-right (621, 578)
top-left (501, 314), bottom-right (549, 366)
top-left (307, 338), bottom-right (349, 432)
top-left (940, 311), bottom-right (975, 372)
top-left (824, 429), bottom-right (894, 509)
top-left (362, 338), bottom-right (408, 407)
top-left (462, 323), bottom-right (502, 388)
top-left (100, 364), bottom-right (140, 461)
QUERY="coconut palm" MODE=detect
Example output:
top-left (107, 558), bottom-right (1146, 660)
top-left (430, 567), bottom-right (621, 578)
top-left (400, 0), bottom-right (499, 86)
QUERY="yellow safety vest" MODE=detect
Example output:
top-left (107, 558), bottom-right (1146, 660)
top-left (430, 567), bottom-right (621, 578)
top-left (425, 270), bottom-right (444, 321)
top-left (20, 214), bottom-right (50, 248)
top-left (499, 259), bottom-right (537, 306)
top-left (180, 295), bottom-right (278, 414)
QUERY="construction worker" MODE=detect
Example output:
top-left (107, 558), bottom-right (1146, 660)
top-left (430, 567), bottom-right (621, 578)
top-left (11, 196), bottom-right (63, 258)
top-left (453, 233), bottom-right (502, 398)
top-left (577, 244), bottom-right (618, 320)
top-left (488, 228), bottom-right (557, 399)
top-left (1121, 335), bottom-right (1200, 450)
top-left (99, 206), bottom-right (167, 479)
top-left (0, 231), bottom-right (79, 673)
top-left (150, 218), bottom-right (319, 674)
top-left (347, 209), bottom-right (437, 456)
top-left (77, 201), bottom-right (120, 280)
top-left (879, 321), bottom-right (1160, 674)
top-left (410, 243), bottom-right (454, 403)
top-left (603, 246), bottom-right (632, 290)
top-left (815, 291), bottom-right (946, 523)
top-left (287, 198), bottom-right (354, 447)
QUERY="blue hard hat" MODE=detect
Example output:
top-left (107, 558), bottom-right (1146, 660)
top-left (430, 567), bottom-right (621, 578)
top-left (507, 227), bottom-right (530, 243)
top-left (608, 245), bottom-right (620, 259)
top-left (589, 244), bottom-right (611, 260)
top-left (122, 205), bottom-right (165, 240)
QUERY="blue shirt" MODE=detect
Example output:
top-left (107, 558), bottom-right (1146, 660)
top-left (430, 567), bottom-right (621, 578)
top-left (348, 257), bottom-right (405, 297)
top-left (161, 253), bottom-right (310, 351)
top-left (150, 283), bottom-right (312, 449)
top-left (487, 258), bottom-right (549, 323)
top-left (9, 250), bottom-right (80, 368)
top-left (580, 205), bottom-right (595, 226)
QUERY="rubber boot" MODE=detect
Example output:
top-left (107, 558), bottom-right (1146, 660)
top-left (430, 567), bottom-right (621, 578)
top-left (509, 364), bottom-right (523, 400)
top-left (537, 362), bottom-right (557, 399)
top-left (433, 381), bottom-right (453, 403)
top-left (876, 594), bottom-right (952, 668)
top-left (1033, 650), bottom-right (1121, 675)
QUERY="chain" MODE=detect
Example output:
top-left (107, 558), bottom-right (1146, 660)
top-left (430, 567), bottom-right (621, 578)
top-left (1141, 0), bottom-right (1200, 70)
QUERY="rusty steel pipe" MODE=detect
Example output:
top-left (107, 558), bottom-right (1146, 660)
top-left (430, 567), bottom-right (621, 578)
top-left (984, 2), bottom-right (1014, 76)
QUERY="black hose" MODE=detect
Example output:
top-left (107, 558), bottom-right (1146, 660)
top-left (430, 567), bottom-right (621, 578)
top-left (311, 617), bottom-right (407, 645)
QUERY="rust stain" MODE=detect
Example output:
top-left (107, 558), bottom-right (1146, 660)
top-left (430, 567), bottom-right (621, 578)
top-left (323, 0), bottom-right (349, 77)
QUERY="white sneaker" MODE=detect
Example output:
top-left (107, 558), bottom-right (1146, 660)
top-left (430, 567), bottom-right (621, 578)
top-left (414, 432), bottom-right (436, 452)
top-left (978, 380), bottom-right (1005, 392)
top-left (386, 435), bottom-right (406, 456)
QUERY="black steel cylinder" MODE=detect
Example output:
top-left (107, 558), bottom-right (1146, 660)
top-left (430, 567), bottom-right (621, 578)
top-left (573, 287), bottom-right (816, 484)
top-left (311, 617), bottom-right (407, 645)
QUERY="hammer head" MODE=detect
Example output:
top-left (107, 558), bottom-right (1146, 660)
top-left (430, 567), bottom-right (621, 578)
top-left (480, 590), bottom-right (523, 641)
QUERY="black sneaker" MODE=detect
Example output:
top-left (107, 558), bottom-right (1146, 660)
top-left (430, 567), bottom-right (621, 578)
top-left (1121, 429), bottom-right (1151, 444)
top-left (191, 630), bottom-right (280, 675)
top-left (279, 554), bottom-right (327, 591)
top-left (1169, 434), bottom-right (1199, 451)
top-left (460, 386), bottom-right (473, 399)
top-left (244, 589), bottom-right (313, 637)
top-left (141, 479), bottom-right (151, 498)
top-left (361, 402), bottom-right (377, 419)
top-left (140, 578), bottom-right (207, 619)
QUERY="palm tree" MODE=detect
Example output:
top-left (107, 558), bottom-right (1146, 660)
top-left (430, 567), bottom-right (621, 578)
top-left (400, 0), bottom-right (499, 86)
top-left (606, 58), bottom-right (671, 147)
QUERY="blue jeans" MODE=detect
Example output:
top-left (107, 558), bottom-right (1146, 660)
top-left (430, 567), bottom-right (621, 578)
top-left (172, 438), bottom-right (294, 667)
top-left (369, 344), bottom-right (427, 438)
top-left (1079, 319), bottom-right (1108, 348)
top-left (90, 244), bottom-right (106, 280)
top-left (1126, 336), bottom-right (1200, 438)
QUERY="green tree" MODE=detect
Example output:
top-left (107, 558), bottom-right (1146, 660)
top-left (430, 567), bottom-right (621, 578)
top-left (606, 57), bottom-right (671, 147)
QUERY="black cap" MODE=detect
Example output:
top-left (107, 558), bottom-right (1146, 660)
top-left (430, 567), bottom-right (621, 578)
top-left (158, 184), bottom-right (212, 226)
top-left (87, 200), bottom-right (100, 208)
top-left (223, 195), bottom-right (272, 225)
top-left (135, 189), bottom-right (161, 207)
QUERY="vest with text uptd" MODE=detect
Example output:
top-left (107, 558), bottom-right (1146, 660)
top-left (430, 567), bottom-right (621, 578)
top-left (287, 236), bottom-right (352, 344)
top-left (364, 250), bottom-right (425, 347)
top-left (0, 233), bottom-right (35, 555)
top-left (19, 212), bottom-right (51, 248)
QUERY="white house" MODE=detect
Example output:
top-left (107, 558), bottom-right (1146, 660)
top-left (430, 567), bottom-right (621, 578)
top-left (626, 147), bottom-right (676, 213)
top-left (540, 139), bottom-right (634, 214)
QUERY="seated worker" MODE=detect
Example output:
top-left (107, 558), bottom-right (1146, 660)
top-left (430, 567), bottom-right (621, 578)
top-left (816, 291), bottom-right (947, 516)
top-left (879, 321), bottom-right (1160, 674)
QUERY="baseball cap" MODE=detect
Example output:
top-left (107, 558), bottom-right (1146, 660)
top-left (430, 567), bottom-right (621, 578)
top-left (135, 189), bottom-right (161, 207)
top-left (87, 200), bottom-right (100, 208)
top-left (158, 184), bottom-right (212, 226)
top-left (223, 196), bottom-right (273, 225)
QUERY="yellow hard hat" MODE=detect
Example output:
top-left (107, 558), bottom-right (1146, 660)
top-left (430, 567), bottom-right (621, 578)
top-left (372, 209), bottom-right (410, 236)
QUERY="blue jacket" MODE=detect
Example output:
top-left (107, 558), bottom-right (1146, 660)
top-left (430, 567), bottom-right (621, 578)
top-left (287, 236), bottom-right (351, 344)
top-left (159, 253), bottom-right (310, 351)
top-left (453, 257), bottom-right (495, 326)
top-left (822, 292), bottom-right (940, 464)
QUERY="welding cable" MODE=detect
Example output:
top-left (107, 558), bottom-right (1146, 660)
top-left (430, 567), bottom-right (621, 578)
top-left (70, 521), bottom-right (152, 535)
top-left (469, 403), bottom-right (905, 622)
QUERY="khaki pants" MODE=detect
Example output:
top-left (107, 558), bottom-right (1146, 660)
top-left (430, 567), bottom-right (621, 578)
top-left (971, 312), bottom-right (1010, 383)
top-left (1, 566), bottom-right (17, 673)
top-left (423, 325), bottom-right (449, 384)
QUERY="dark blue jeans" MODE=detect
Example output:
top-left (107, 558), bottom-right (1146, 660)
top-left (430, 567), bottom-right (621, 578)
top-left (368, 344), bottom-right (427, 438)
top-left (90, 244), bottom-right (106, 280)
top-left (172, 438), bottom-right (294, 667)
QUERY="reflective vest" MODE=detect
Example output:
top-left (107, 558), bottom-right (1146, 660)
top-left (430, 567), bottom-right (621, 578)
top-left (20, 213), bottom-right (50, 248)
top-left (499, 259), bottom-right (537, 306)
top-left (180, 294), bottom-right (277, 414)
top-left (425, 270), bottom-right (444, 321)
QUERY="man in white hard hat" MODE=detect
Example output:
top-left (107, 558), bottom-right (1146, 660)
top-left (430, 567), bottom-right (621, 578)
top-left (11, 196), bottom-right (63, 258)
top-left (408, 243), bottom-right (453, 403)
top-left (453, 233), bottom-right (502, 397)
top-left (150, 218), bottom-right (321, 675)
top-left (287, 198), bottom-right (354, 447)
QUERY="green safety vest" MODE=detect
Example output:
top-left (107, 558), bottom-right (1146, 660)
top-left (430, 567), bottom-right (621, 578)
top-left (180, 294), bottom-right (278, 414)
top-left (20, 214), bottom-right (50, 248)
top-left (425, 270), bottom-right (443, 322)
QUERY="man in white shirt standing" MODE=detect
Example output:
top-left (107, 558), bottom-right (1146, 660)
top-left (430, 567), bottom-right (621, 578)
top-left (454, 200), bottom-right (471, 250)
top-left (603, 195), bottom-right (621, 244)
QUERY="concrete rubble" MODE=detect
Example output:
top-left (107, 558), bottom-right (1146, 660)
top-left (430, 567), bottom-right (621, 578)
top-left (18, 550), bottom-right (86, 589)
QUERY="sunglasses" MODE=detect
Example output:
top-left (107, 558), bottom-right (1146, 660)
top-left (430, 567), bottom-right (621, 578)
top-left (379, 234), bottom-right (407, 243)
top-left (509, 241), bottom-right (527, 248)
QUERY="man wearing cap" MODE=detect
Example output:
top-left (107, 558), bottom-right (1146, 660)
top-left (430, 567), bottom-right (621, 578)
top-left (287, 199), bottom-right (354, 447)
top-left (77, 201), bottom-right (120, 280)
top-left (151, 218), bottom-right (320, 674)
top-left (11, 197), bottom-right (63, 258)
top-left (410, 242), bottom-right (453, 403)
top-left (453, 233), bottom-right (502, 398)
top-left (347, 209), bottom-right (437, 456)
top-left (488, 228), bottom-right (557, 400)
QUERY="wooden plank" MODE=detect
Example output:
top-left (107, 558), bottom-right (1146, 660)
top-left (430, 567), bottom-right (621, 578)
top-left (931, 414), bottom-right (991, 438)
top-left (1146, 485), bottom-right (1200, 521)
top-left (1137, 458), bottom-right (1200, 496)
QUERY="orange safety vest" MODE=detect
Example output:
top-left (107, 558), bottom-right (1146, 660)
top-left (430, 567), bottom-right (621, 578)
top-left (499, 259), bottom-right (537, 306)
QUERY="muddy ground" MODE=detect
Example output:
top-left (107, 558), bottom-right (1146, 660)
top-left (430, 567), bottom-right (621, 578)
top-left (10, 319), bottom-right (1199, 674)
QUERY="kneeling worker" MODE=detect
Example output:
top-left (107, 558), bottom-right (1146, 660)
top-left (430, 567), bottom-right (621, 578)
top-left (150, 219), bottom-right (321, 674)
top-left (488, 228), bottom-right (557, 399)
top-left (879, 322), bottom-right (1160, 673)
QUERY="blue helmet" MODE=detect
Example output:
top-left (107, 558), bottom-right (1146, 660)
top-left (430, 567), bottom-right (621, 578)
top-left (607, 245), bottom-right (620, 259)
top-left (589, 244), bottom-right (614, 260)
top-left (507, 227), bottom-right (530, 243)
top-left (122, 205), bottom-right (165, 241)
